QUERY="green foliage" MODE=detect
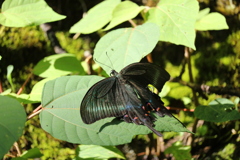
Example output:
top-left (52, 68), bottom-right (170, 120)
top-left (94, 23), bottom-right (160, 74)
top-left (0, 0), bottom-right (66, 27)
top-left (165, 141), bottom-right (191, 160)
top-left (75, 145), bottom-right (125, 160)
top-left (0, 95), bottom-right (26, 159)
top-left (194, 98), bottom-right (240, 122)
top-left (0, 0), bottom-right (238, 159)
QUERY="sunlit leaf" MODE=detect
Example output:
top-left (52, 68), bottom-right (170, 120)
top-left (94, 23), bottom-right (160, 74)
top-left (40, 76), bottom-right (190, 145)
top-left (146, 0), bottom-right (199, 50)
top-left (195, 12), bottom-right (229, 31)
top-left (0, 96), bottom-right (26, 159)
top-left (104, 1), bottom-right (144, 30)
top-left (8, 93), bottom-right (35, 104)
top-left (0, 0), bottom-right (66, 27)
top-left (75, 145), bottom-right (125, 160)
top-left (70, 0), bottom-right (120, 34)
top-left (33, 53), bottom-right (85, 78)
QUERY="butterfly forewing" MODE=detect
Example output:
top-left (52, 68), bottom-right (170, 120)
top-left (80, 76), bottom-right (127, 124)
top-left (120, 63), bottom-right (170, 92)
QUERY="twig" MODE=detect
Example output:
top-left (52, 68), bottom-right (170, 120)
top-left (13, 142), bottom-right (21, 156)
top-left (177, 80), bottom-right (240, 97)
top-left (128, 19), bottom-right (137, 28)
top-left (178, 58), bottom-right (187, 79)
top-left (184, 47), bottom-right (199, 106)
top-left (0, 80), bottom-right (2, 93)
top-left (166, 106), bottom-right (194, 112)
top-left (28, 105), bottom-right (42, 119)
top-left (40, 23), bottom-right (66, 54)
top-left (16, 73), bottom-right (32, 95)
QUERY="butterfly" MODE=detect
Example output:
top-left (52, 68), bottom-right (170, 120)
top-left (80, 62), bottom-right (172, 136)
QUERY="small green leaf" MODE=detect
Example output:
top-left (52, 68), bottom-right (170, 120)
top-left (94, 23), bottom-right (160, 74)
top-left (70, 0), bottom-right (121, 34)
top-left (165, 141), bottom-right (191, 160)
top-left (75, 145), bottom-right (125, 160)
top-left (21, 148), bottom-right (43, 159)
top-left (0, 0), bottom-right (66, 27)
top-left (146, 0), bottom-right (199, 50)
top-left (6, 65), bottom-right (14, 92)
top-left (195, 12), bottom-right (229, 31)
top-left (0, 95), bottom-right (26, 159)
top-left (104, 1), bottom-right (144, 30)
top-left (40, 76), bottom-right (190, 145)
top-left (194, 98), bottom-right (240, 122)
top-left (159, 83), bottom-right (170, 97)
top-left (33, 53), bottom-right (85, 78)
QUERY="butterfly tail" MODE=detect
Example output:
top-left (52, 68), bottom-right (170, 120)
top-left (143, 120), bottom-right (163, 137)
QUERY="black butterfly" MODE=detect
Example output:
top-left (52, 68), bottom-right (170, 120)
top-left (80, 62), bottom-right (172, 136)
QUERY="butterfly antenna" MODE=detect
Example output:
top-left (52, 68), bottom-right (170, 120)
top-left (106, 51), bottom-right (114, 69)
top-left (94, 58), bottom-right (112, 70)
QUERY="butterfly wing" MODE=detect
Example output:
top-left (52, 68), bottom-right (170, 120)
top-left (80, 76), bottom-right (127, 124)
top-left (120, 63), bottom-right (172, 117)
top-left (120, 63), bottom-right (170, 92)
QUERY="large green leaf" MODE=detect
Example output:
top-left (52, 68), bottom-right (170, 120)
top-left (194, 98), bottom-right (240, 122)
top-left (40, 76), bottom-right (190, 145)
top-left (146, 0), bottom-right (199, 50)
top-left (70, 0), bottom-right (120, 34)
top-left (0, 96), bottom-right (26, 159)
top-left (94, 23), bottom-right (160, 74)
top-left (195, 11), bottom-right (229, 31)
top-left (0, 0), bottom-right (66, 27)
top-left (75, 145), bottom-right (125, 160)
top-left (33, 53), bottom-right (85, 78)
top-left (104, 1), bottom-right (144, 30)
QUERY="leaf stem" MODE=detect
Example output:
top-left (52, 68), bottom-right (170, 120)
top-left (28, 105), bottom-right (42, 119)
top-left (128, 19), bottom-right (137, 27)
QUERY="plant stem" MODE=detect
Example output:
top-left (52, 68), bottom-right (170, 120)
top-left (184, 47), bottom-right (199, 106)
top-left (184, 47), bottom-right (199, 148)
top-left (128, 19), bottom-right (137, 27)
top-left (17, 72), bottom-right (32, 95)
